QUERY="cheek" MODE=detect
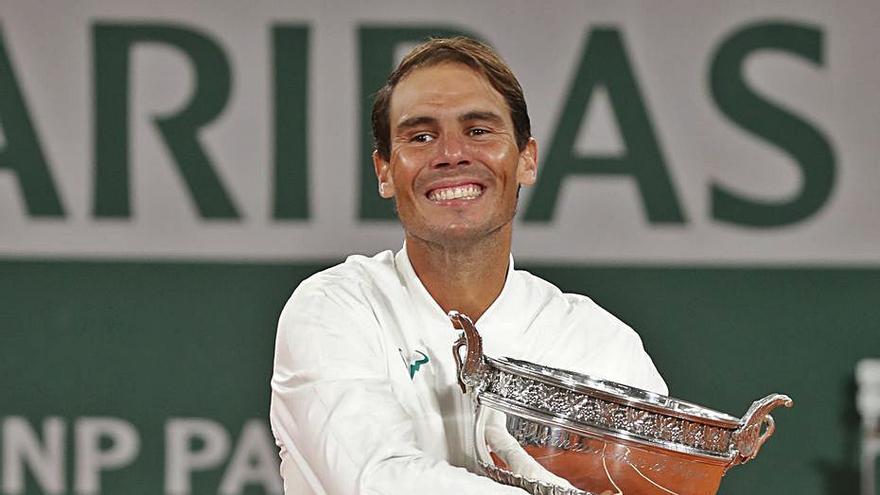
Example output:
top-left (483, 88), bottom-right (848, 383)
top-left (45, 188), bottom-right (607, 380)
top-left (389, 151), bottom-right (423, 196)
top-left (477, 144), bottom-right (520, 181)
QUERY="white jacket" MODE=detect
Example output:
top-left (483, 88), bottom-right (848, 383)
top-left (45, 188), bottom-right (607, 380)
top-left (269, 248), bottom-right (667, 495)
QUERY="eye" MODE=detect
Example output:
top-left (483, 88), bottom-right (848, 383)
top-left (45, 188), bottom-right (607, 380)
top-left (468, 127), bottom-right (490, 137)
top-left (410, 133), bottom-right (435, 143)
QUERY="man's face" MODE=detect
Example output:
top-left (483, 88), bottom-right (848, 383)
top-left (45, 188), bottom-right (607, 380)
top-left (373, 62), bottom-right (537, 247)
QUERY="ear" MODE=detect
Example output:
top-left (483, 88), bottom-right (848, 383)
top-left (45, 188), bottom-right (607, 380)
top-left (515, 138), bottom-right (538, 186)
top-left (372, 150), bottom-right (395, 198)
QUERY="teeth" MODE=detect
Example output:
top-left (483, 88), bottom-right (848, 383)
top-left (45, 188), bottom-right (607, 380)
top-left (429, 184), bottom-right (483, 202)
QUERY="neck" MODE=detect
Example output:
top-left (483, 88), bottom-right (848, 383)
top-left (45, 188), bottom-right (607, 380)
top-left (405, 225), bottom-right (512, 321)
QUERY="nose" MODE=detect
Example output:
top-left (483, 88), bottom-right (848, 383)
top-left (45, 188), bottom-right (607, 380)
top-left (431, 132), bottom-right (470, 169)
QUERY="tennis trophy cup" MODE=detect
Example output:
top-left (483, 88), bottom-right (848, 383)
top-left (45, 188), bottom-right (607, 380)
top-left (449, 310), bottom-right (792, 495)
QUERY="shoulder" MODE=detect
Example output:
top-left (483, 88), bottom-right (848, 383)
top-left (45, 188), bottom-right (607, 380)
top-left (284, 250), bottom-right (402, 313)
top-left (278, 250), bottom-right (399, 337)
top-left (294, 250), bottom-right (398, 297)
top-left (512, 268), bottom-right (667, 394)
top-left (514, 268), bottom-right (633, 334)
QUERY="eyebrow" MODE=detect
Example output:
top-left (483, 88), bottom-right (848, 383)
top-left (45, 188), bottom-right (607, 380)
top-left (459, 111), bottom-right (505, 126)
top-left (396, 115), bottom-right (437, 133)
top-left (395, 111), bottom-right (506, 133)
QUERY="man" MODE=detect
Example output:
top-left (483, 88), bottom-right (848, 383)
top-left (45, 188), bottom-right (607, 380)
top-left (269, 37), bottom-right (667, 495)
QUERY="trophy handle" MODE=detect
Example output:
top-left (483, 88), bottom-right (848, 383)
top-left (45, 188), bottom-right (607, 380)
top-left (731, 394), bottom-right (793, 466)
top-left (449, 310), bottom-right (484, 394)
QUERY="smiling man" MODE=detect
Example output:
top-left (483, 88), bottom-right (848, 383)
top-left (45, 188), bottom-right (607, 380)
top-left (269, 37), bottom-right (667, 495)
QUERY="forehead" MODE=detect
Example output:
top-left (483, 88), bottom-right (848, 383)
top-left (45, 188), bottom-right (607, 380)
top-left (389, 62), bottom-right (511, 126)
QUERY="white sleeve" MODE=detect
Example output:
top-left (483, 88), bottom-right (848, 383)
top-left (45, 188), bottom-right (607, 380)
top-left (626, 336), bottom-right (668, 396)
top-left (269, 282), bottom-right (524, 495)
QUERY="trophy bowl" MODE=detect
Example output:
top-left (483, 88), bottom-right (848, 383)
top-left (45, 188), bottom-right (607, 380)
top-left (449, 311), bottom-right (792, 495)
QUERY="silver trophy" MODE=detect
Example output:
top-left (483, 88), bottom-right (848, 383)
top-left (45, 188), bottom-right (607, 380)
top-left (449, 310), bottom-right (792, 495)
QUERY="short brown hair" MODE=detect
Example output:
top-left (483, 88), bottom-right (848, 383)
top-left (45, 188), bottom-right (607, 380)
top-left (371, 36), bottom-right (531, 161)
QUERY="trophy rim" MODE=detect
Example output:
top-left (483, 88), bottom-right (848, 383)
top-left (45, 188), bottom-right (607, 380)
top-left (478, 393), bottom-right (736, 464)
top-left (489, 356), bottom-right (742, 428)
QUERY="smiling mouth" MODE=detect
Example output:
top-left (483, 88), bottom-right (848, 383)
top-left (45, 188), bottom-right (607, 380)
top-left (427, 184), bottom-right (484, 202)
